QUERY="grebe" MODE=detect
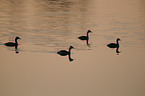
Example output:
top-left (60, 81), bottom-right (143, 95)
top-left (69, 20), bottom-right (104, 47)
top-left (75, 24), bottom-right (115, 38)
top-left (78, 30), bottom-right (92, 40)
top-left (107, 38), bottom-right (120, 48)
top-left (4, 37), bottom-right (21, 46)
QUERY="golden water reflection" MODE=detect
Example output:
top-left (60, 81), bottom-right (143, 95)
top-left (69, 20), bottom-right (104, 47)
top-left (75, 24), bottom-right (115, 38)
top-left (0, 0), bottom-right (145, 96)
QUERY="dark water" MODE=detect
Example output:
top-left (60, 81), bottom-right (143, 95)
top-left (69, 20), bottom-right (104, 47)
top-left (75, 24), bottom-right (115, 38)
top-left (0, 0), bottom-right (145, 96)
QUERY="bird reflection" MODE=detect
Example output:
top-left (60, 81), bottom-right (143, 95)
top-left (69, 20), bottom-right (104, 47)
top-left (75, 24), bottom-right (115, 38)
top-left (15, 44), bottom-right (19, 54)
top-left (116, 47), bottom-right (120, 55)
top-left (107, 38), bottom-right (121, 55)
top-left (78, 30), bottom-right (92, 47)
top-left (4, 36), bottom-right (21, 54)
top-left (57, 46), bottom-right (74, 62)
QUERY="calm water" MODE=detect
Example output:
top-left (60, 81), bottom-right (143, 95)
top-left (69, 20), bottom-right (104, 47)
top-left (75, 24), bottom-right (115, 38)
top-left (0, 0), bottom-right (145, 96)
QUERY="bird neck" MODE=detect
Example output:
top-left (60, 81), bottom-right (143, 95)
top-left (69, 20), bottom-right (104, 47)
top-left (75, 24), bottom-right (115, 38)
top-left (15, 39), bottom-right (18, 44)
top-left (69, 48), bottom-right (72, 53)
top-left (116, 40), bottom-right (119, 46)
top-left (87, 32), bottom-right (89, 39)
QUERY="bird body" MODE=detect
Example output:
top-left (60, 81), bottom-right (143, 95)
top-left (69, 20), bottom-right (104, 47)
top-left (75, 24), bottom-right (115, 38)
top-left (57, 46), bottom-right (74, 56)
top-left (78, 36), bottom-right (88, 40)
top-left (4, 42), bottom-right (17, 46)
top-left (57, 50), bottom-right (69, 56)
top-left (107, 43), bottom-right (119, 48)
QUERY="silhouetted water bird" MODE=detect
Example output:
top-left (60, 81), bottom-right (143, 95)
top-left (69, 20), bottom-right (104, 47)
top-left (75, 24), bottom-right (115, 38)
top-left (57, 46), bottom-right (74, 56)
top-left (57, 46), bottom-right (74, 62)
top-left (4, 36), bottom-right (21, 47)
top-left (107, 38), bottom-right (120, 48)
top-left (78, 30), bottom-right (92, 40)
top-left (78, 30), bottom-right (92, 47)
top-left (107, 38), bottom-right (121, 55)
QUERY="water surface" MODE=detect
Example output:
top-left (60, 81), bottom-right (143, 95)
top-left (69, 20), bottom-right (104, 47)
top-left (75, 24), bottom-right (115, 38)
top-left (0, 0), bottom-right (145, 96)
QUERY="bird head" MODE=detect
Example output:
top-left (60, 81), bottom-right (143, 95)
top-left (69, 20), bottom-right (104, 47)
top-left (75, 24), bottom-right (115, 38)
top-left (88, 30), bottom-right (92, 33)
top-left (70, 46), bottom-right (74, 49)
top-left (117, 38), bottom-right (121, 41)
top-left (16, 37), bottom-right (21, 40)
